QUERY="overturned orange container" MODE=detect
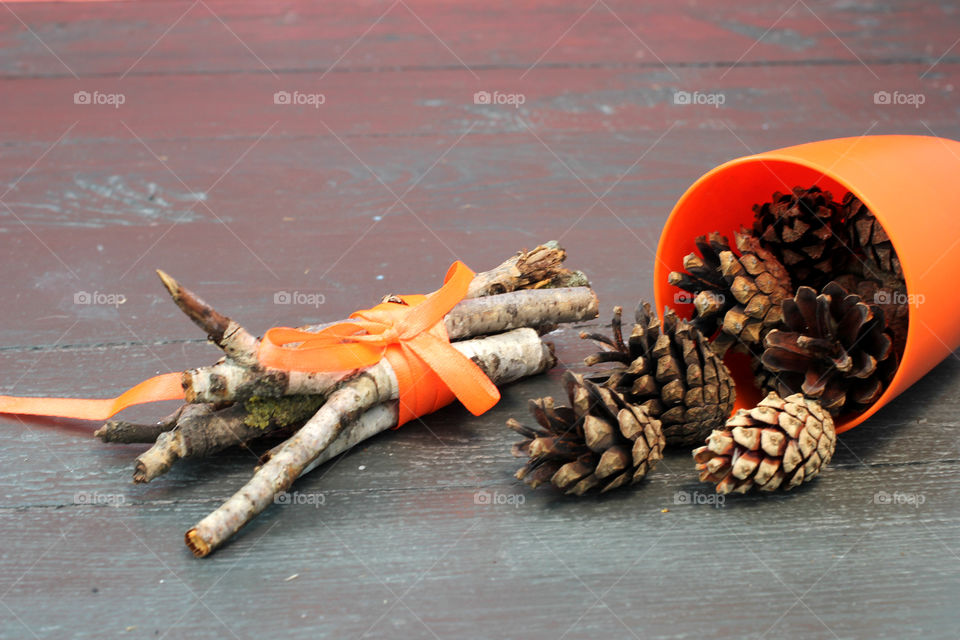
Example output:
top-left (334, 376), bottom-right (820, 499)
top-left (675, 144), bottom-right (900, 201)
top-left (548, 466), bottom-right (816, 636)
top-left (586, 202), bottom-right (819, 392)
top-left (654, 135), bottom-right (960, 433)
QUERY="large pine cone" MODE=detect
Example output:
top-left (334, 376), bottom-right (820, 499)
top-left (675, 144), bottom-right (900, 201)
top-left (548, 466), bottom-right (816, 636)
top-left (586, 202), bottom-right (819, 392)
top-left (582, 303), bottom-right (735, 447)
top-left (834, 273), bottom-right (909, 359)
top-left (668, 231), bottom-right (792, 355)
top-left (507, 372), bottom-right (664, 495)
top-left (760, 281), bottom-right (898, 416)
top-left (843, 193), bottom-right (903, 282)
top-left (693, 392), bottom-right (836, 493)
top-left (839, 195), bottom-right (909, 357)
top-left (752, 186), bottom-right (846, 289)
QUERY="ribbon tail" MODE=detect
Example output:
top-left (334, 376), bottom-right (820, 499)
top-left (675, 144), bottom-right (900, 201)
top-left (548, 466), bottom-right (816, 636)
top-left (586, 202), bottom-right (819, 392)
top-left (0, 372), bottom-right (185, 421)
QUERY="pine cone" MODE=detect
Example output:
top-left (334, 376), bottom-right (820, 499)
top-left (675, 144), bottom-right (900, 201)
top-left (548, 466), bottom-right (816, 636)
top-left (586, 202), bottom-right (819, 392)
top-left (843, 193), bottom-right (903, 282)
top-left (693, 392), bottom-right (836, 493)
top-left (665, 232), bottom-right (733, 339)
top-left (760, 281), bottom-right (898, 416)
top-left (834, 273), bottom-right (908, 358)
top-left (507, 372), bottom-right (664, 495)
top-left (668, 231), bottom-right (792, 355)
top-left (839, 195), bottom-right (909, 357)
top-left (581, 303), bottom-right (735, 447)
top-left (752, 186), bottom-right (846, 289)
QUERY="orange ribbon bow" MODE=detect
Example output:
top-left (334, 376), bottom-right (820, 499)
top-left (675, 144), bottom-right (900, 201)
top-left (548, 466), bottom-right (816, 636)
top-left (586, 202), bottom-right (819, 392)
top-left (257, 260), bottom-right (499, 426)
top-left (0, 261), bottom-right (500, 426)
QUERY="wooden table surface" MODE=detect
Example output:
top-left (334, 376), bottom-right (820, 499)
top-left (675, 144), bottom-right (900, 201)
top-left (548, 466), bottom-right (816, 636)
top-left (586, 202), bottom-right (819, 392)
top-left (1, 2), bottom-right (959, 638)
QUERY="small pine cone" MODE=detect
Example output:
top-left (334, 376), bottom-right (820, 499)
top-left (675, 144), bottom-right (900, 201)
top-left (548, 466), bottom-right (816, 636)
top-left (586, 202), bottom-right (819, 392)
top-left (760, 281), bottom-right (898, 416)
top-left (581, 303), bottom-right (735, 447)
top-left (507, 371), bottom-right (664, 495)
top-left (668, 231), bottom-right (792, 355)
top-left (752, 186), bottom-right (846, 289)
top-left (693, 392), bottom-right (836, 494)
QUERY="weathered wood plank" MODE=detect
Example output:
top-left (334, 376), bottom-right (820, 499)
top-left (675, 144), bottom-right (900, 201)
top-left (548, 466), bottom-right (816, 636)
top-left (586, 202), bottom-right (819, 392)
top-left (0, 444), bottom-right (957, 639)
top-left (0, 62), bottom-right (956, 142)
top-left (1, 0), bottom-right (958, 77)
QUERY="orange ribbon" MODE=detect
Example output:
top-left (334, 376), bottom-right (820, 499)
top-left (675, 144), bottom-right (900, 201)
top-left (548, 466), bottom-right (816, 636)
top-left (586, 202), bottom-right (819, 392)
top-left (258, 261), bottom-right (499, 426)
top-left (0, 261), bottom-right (500, 427)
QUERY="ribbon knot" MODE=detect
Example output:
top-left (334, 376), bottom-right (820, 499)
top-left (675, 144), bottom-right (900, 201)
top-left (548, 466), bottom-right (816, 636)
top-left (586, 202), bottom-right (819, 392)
top-left (257, 261), bottom-right (500, 426)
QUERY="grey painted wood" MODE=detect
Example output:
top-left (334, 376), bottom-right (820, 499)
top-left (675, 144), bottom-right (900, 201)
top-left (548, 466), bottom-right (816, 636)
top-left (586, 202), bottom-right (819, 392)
top-left (2, 329), bottom-right (959, 639)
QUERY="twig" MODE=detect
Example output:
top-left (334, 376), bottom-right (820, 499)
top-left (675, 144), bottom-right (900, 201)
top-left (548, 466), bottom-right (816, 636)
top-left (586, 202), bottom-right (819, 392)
top-left (94, 406), bottom-right (185, 444)
top-left (131, 403), bottom-right (214, 481)
top-left (132, 395), bottom-right (326, 483)
top-left (185, 328), bottom-right (554, 557)
top-left (465, 240), bottom-right (588, 297)
top-left (257, 403), bottom-right (399, 473)
top-left (156, 270), bottom-right (259, 366)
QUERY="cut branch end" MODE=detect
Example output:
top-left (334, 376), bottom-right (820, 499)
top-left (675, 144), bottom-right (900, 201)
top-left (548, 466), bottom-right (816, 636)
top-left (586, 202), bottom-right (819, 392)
top-left (156, 269), bottom-right (231, 343)
top-left (185, 529), bottom-right (211, 558)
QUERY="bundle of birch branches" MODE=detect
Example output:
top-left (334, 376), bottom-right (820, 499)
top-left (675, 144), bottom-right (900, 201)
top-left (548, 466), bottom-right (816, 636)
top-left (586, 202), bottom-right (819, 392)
top-left (95, 242), bottom-right (598, 557)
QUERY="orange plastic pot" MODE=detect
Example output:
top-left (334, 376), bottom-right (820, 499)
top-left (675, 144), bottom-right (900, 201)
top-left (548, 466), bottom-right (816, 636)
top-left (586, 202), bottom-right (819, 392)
top-left (654, 135), bottom-right (960, 433)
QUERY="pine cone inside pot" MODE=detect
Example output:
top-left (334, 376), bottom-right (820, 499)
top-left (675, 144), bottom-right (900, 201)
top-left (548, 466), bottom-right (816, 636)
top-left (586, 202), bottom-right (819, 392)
top-left (507, 371), bottom-right (664, 495)
top-left (581, 303), bottom-right (735, 447)
top-left (668, 231), bottom-right (792, 356)
top-left (693, 392), bottom-right (836, 494)
top-left (834, 273), bottom-right (909, 359)
top-left (843, 193), bottom-right (903, 282)
top-left (664, 232), bottom-right (733, 339)
top-left (760, 281), bottom-right (898, 417)
top-left (838, 195), bottom-right (909, 357)
top-left (752, 186), bottom-right (846, 290)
